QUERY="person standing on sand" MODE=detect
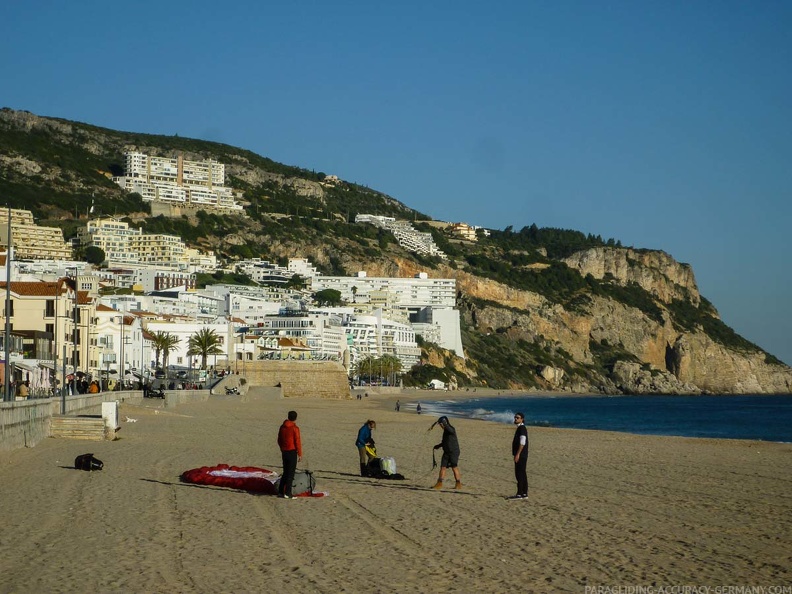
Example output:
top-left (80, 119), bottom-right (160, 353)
top-left (509, 412), bottom-right (529, 499)
top-left (416, 402), bottom-right (422, 414)
top-left (277, 411), bottom-right (302, 499)
top-left (355, 420), bottom-right (376, 476)
top-left (395, 400), bottom-right (400, 412)
top-left (431, 416), bottom-right (462, 490)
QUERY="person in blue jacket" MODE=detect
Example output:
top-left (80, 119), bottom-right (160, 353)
top-left (355, 420), bottom-right (377, 476)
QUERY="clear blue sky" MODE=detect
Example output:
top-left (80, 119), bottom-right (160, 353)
top-left (3, 1), bottom-right (790, 365)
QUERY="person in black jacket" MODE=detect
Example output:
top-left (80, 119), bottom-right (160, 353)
top-left (431, 416), bottom-right (462, 490)
top-left (509, 412), bottom-right (529, 499)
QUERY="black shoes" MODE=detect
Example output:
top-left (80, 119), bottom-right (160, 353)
top-left (507, 494), bottom-right (528, 500)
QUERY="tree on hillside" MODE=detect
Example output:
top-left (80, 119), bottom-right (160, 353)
top-left (313, 288), bottom-right (342, 306)
top-left (85, 246), bottom-right (106, 265)
top-left (187, 328), bottom-right (224, 370)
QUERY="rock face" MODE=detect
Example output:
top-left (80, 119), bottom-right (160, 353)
top-left (563, 247), bottom-right (700, 306)
top-left (539, 366), bottom-right (565, 386)
top-left (611, 361), bottom-right (701, 395)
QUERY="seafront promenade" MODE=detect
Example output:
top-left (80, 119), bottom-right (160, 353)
top-left (0, 387), bottom-right (789, 593)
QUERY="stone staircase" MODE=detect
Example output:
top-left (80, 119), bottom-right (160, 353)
top-left (50, 415), bottom-right (112, 441)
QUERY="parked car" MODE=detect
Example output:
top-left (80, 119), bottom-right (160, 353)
top-left (154, 369), bottom-right (166, 379)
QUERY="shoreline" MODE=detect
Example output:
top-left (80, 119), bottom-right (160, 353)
top-left (361, 388), bottom-right (792, 445)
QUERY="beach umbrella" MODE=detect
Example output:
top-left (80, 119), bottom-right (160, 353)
top-left (29, 368), bottom-right (40, 392)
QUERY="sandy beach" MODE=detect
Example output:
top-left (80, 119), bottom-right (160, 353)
top-left (0, 388), bottom-right (790, 593)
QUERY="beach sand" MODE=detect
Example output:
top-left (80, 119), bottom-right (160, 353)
top-left (0, 388), bottom-right (790, 593)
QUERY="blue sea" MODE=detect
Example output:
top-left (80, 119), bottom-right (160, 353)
top-left (414, 395), bottom-right (792, 443)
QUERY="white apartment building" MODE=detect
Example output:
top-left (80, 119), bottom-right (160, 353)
top-left (251, 312), bottom-right (347, 361)
top-left (113, 152), bottom-right (243, 211)
top-left (184, 247), bottom-right (218, 273)
top-left (77, 218), bottom-right (141, 265)
top-left (3, 258), bottom-right (93, 283)
top-left (292, 260), bottom-right (463, 358)
top-left (0, 209), bottom-right (72, 260)
top-left (78, 217), bottom-right (214, 274)
top-left (135, 269), bottom-right (197, 292)
top-left (342, 311), bottom-right (421, 372)
top-left (129, 233), bottom-right (186, 267)
top-left (234, 259), bottom-right (293, 284)
top-left (354, 214), bottom-right (447, 259)
top-left (227, 292), bottom-right (283, 325)
top-left (93, 305), bottom-right (150, 378)
top-left (287, 258), bottom-right (320, 280)
top-left (202, 284), bottom-right (307, 318)
top-left (311, 271), bottom-right (456, 310)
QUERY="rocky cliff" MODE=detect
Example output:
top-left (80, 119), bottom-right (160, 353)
top-left (563, 247), bottom-right (700, 306)
top-left (448, 261), bottom-right (792, 394)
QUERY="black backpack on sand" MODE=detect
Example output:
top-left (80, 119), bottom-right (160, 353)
top-left (75, 453), bottom-right (103, 471)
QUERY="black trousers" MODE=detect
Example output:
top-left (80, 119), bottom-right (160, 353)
top-left (514, 454), bottom-right (528, 496)
top-left (279, 450), bottom-right (298, 496)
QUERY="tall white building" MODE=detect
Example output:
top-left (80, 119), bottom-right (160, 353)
top-left (310, 269), bottom-right (462, 357)
top-left (250, 312), bottom-right (347, 361)
top-left (113, 152), bottom-right (243, 211)
top-left (78, 217), bottom-right (213, 274)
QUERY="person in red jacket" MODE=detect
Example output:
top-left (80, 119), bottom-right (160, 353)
top-left (277, 411), bottom-right (302, 498)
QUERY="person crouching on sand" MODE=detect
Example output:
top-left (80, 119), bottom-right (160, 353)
top-left (355, 420), bottom-right (376, 477)
top-left (431, 416), bottom-right (462, 490)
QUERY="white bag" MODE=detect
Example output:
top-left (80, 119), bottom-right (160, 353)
top-left (380, 456), bottom-right (397, 476)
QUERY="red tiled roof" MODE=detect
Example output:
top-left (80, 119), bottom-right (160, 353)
top-left (0, 281), bottom-right (92, 304)
top-left (0, 281), bottom-right (60, 297)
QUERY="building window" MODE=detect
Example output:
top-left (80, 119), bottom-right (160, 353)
top-left (45, 300), bottom-right (55, 317)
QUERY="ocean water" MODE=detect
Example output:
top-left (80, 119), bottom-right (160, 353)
top-left (414, 395), bottom-right (792, 443)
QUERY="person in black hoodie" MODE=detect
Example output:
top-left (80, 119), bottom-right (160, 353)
top-left (431, 416), bottom-right (462, 490)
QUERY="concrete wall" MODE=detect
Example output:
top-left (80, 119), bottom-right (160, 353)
top-left (243, 360), bottom-right (351, 399)
top-left (0, 399), bottom-right (51, 450)
top-left (0, 389), bottom-right (211, 452)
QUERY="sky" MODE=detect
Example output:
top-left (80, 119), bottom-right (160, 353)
top-left (2, 1), bottom-right (790, 365)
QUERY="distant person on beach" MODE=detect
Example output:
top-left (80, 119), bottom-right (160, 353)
top-left (416, 402), bottom-right (422, 414)
top-left (355, 420), bottom-right (377, 476)
top-left (277, 411), bottom-right (302, 499)
top-left (509, 412), bottom-right (529, 500)
top-left (431, 416), bottom-right (462, 490)
top-left (395, 400), bottom-right (400, 412)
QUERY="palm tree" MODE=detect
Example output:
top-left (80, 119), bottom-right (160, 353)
top-left (379, 355), bottom-right (402, 385)
top-left (187, 328), bottom-right (223, 370)
top-left (152, 331), bottom-right (180, 369)
top-left (355, 356), bottom-right (378, 383)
